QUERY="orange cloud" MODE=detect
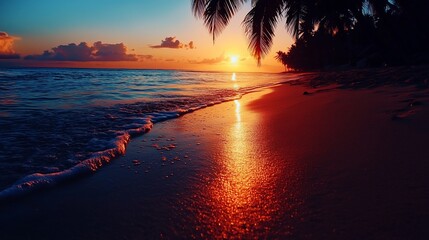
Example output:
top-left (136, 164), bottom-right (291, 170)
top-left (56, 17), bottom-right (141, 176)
top-left (25, 41), bottom-right (138, 61)
top-left (150, 37), bottom-right (195, 49)
top-left (188, 41), bottom-right (195, 49)
top-left (138, 54), bottom-right (154, 61)
top-left (0, 31), bottom-right (20, 59)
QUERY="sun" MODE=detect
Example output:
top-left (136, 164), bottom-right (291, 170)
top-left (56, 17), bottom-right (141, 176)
top-left (230, 55), bottom-right (239, 64)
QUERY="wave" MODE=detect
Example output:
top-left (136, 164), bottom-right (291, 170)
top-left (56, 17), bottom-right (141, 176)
top-left (0, 119), bottom-right (152, 202)
top-left (0, 93), bottom-right (245, 202)
top-left (0, 69), bottom-right (296, 202)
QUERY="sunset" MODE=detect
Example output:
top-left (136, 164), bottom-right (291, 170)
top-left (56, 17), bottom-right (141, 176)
top-left (0, 0), bottom-right (292, 72)
top-left (1, 0), bottom-right (429, 239)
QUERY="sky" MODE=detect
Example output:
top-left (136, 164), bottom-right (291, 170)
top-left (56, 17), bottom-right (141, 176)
top-left (0, 0), bottom-right (294, 72)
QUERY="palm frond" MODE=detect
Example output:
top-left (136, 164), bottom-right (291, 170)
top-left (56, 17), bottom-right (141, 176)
top-left (192, 0), bottom-right (209, 18)
top-left (192, 0), bottom-right (247, 43)
top-left (284, 0), bottom-right (307, 40)
top-left (243, 0), bottom-right (284, 65)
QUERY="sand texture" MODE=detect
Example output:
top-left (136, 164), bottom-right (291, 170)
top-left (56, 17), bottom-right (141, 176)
top-left (1, 67), bottom-right (429, 239)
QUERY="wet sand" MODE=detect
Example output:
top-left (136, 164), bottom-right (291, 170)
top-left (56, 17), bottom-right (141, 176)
top-left (1, 69), bottom-right (429, 239)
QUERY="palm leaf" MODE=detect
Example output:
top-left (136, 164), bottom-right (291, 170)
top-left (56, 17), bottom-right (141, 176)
top-left (192, 0), bottom-right (209, 18)
top-left (192, 0), bottom-right (247, 43)
top-left (243, 0), bottom-right (284, 65)
top-left (284, 0), bottom-right (307, 40)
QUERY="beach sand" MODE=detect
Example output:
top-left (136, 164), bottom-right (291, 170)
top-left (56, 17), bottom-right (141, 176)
top-left (1, 68), bottom-right (429, 239)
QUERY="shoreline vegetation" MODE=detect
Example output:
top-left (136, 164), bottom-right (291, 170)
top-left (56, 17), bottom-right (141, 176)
top-left (2, 0), bottom-right (429, 238)
top-left (193, 0), bottom-right (429, 71)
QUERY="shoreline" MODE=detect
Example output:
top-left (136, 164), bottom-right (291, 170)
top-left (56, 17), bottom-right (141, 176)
top-left (1, 68), bottom-right (429, 238)
top-left (0, 82), bottom-right (275, 202)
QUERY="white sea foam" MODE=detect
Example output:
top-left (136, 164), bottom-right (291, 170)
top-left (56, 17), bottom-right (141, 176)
top-left (0, 68), bottom-right (298, 201)
top-left (0, 120), bottom-right (152, 201)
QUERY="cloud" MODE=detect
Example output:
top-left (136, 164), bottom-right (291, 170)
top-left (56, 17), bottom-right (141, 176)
top-left (25, 41), bottom-right (138, 61)
top-left (0, 31), bottom-right (20, 59)
top-left (150, 37), bottom-right (195, 49)
top-left (189, 53), bottom-right (227, 64)
top-left (138, 54), bottom-right (154, 61)
top-left (92, 41), bottom-right (137, 61)
top-left (188, 41), bottom-right (195, 49)
top-left (0, 54), bottom-right (20, 59)
top-left (25, 42), bottom-right (93, 61)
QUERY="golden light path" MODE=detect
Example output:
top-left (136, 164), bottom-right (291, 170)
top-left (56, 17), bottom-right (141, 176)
top-left (234, 100), bottom-right (241, 123)
top-left (231, 72), bottom-right (236, 81)
top-left (194, 73), bottom-right (284, 238)
top-left (231, 72), bottom-right (239, 90)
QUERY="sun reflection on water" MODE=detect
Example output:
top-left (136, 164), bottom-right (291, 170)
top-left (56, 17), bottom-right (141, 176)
top-left (231, 72), bottom-right (239, 90)
top-left (198, 97), bottom-right (281, 237)
top-left (234, 100), bottom-right (241, 123)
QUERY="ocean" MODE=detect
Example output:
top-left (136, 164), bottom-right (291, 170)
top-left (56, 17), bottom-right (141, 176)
top-left (0, 68), bottom-right (293, 198)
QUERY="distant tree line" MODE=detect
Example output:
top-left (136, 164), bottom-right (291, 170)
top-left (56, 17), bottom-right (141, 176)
top-left (192, 0), bottom-right (429, 71)
top-left (275, 0), bottom-right (429, 71)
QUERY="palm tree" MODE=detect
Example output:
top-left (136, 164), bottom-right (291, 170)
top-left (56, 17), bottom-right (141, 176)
top-left (192, 0), bottom-right (308, 65)
top-left (192, 1), bottom-right (412, 68)
top-left (192, 0), bottom-right (369, 65)
top-left (275, 51), bottom-right (288, 71)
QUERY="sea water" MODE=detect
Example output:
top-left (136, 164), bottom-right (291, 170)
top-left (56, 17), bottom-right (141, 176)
top-left (0, 68), bottom-right (292, 198)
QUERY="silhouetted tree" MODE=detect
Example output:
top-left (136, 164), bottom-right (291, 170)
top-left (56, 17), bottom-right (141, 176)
top-left (192, 0), bottom-right (309, 64)
top-left (192, 0), bottom-right (429, 70)
top-left (275, 51), bottom-right (288, 71)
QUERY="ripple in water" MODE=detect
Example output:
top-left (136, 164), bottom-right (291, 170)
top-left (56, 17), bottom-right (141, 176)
top-left (0, 68), bottom-right (293, 197)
